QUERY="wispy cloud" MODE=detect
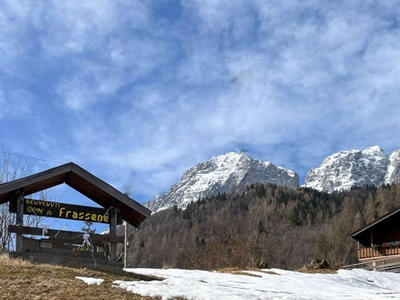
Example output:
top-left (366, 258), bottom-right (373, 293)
top-left (1, 0), bottom-right (400, 202)
top-left (0, 89), bottom-right (33, 118)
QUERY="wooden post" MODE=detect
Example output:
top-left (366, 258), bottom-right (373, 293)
top-left (15, 194), bottom-right (24, 252)
top-left (370, 231), bottom-right (374, 248)
top-left (124, 221), bottom-right (129, 268)
top-left (109, 207), bottom-right (117, 261)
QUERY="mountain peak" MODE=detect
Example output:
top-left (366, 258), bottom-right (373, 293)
top-left (145, 146), bottom-right (400, 212)
top-left (364, 145), bottom-right (384, 153)
top-left (303, 145), bottom-right (394, 192)
top-left (211, 152), bottom-right (251, 167)
top-left (146, 152), bottom-right (299, 213)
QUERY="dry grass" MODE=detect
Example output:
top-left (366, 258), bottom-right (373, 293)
top-left (296, 266), bottom-right (338, 274)
top-left (256, 270), bottom-right (279, 275)
top-left (0, 254), bottom-right (162, 300)
top-left (229, 271), bottom-right (262, 277)
top-left (217, 267), bottom-right (278, 277)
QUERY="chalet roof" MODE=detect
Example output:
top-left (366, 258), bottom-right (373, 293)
top-left (0, 162), bottom-right (151, 227)
top-left (351, 207), bottom-right (400, 247)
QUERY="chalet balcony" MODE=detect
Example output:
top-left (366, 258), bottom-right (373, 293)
top-left (358, 242), bottom-right (400, 260)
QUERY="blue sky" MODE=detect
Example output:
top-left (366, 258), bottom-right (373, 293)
top-left (1, 0), bottom-right (400, 217)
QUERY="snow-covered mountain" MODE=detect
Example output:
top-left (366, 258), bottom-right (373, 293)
top-left (145, 146), bottom-right (400, 213)
top-left (303, 145), bottom-right (400, 192)
top-left (146, 152), bottom-right (299, 213)
top-left (385, 149), bottom-right (400, 184)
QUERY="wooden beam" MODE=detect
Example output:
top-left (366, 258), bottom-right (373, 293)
top-left (0, 162), bottom-right (150, 228)
top-left (370, 230), bottom-right (374, 247)
top-left (109, 206), bottom-right (118, 261)
top-left (8, 225), bottom-right (124, 243)
top-left (46, 238), bottom-right (106, 247)
top-left (0, 164), bottom-right (72, 204)
top-left (15, 194), bottom-right (24, 252)
top-left (70, 164), bottom-right (151, 218)
top-left (0, 161), bottom-right (150, 228)
top-left (124, 221), bottom-right (128, 268)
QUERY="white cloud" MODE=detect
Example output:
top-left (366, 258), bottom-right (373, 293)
top-left (37, 1), bottom-right (150, 57)
top-left (55, 77), bottom-right (96, 111)
top-left (0, 89), bottom-right (33, 118)
top-left (2, 0), bottom-right (400, 203)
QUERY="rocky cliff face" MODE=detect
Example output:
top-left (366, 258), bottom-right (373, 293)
top-left (384, 150), bottom-right (400, 184)
top-left (303, 145), bottom-right (400, 192)
top-left (146, 146), bottom-right (400, 213)
top-left (146, 152), bottom-right (299, 213)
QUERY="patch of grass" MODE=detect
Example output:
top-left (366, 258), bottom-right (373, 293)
top-left (0, 254), bottom-right (160, 300)
top-left (296, 266), bottom-right (338, 274)
top-left (256, 270), bottom-right (279, 275)
top-left (216, 267), bottom-right (243, 273)
top-left (216, 267), bottom-right (278, 277)
top-left (231, 271), bottom-right (262, 277)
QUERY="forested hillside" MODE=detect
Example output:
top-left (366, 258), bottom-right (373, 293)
top-left (127, 183), bottom-right (400, 270)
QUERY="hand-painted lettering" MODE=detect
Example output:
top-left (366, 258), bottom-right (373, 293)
top-left (18, 200), bottom-right (113, 224)
top-left (59, 207), bottom-right (65, 217)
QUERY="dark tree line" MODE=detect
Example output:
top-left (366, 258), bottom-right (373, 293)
top-left (126, 183), bottom-right (400, 270)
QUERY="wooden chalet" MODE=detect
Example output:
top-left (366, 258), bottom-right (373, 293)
top-left (352, 207), bottom-right (400, 264)
top-left (0, 162), bottom-right (151, 270)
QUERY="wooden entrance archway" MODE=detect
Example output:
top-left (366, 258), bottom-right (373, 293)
top-left (0, 162), bottom-right (151, 269)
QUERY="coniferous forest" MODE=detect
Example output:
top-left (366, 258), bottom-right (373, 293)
top-left (126, 183), bottom-right (400, 270)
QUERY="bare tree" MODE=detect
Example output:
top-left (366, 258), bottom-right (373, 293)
top-left (0, 149), bottom-right (44, 252)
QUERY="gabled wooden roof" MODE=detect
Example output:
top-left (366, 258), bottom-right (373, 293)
top-left (0, 162), bottom-right (151, 227)
top-left (351, 207), bottom-right (400, 247)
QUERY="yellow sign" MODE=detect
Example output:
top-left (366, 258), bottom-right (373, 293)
top-left (10, 198), bottom-right (118, 224)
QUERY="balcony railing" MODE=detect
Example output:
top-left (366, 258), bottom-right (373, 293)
top-left (358, 245), bottom-right (400, 259)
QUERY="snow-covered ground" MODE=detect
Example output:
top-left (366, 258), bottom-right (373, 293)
top-left (77, 268), bottom-right (400, 299)
top-left (75, 276), bottom-right (104, 285)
